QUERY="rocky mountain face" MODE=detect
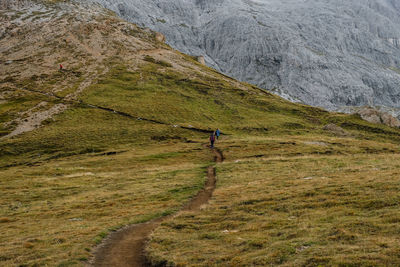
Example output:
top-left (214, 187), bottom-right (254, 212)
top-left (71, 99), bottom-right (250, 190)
top-left (91, 0), bottom-right (400, 113)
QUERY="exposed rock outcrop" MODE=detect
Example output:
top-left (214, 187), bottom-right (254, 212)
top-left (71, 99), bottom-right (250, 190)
top-left (356, 107), bottom-right (400, 128)
top-left (155, 32), bottom-right (165, 43)
top-left (91, 0), bottom-right (400, 113)
top-left (0, 0), bottom-right (33, 9)
top-left (196, 56), bottom-right (205, 65)
top-left (323, 124), bottom-right (350, 137)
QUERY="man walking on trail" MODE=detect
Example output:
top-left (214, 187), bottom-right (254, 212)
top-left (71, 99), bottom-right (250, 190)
top-left (210, 132), bottom-right (216, 148)
top-left (215, 128), bottom-right (221, 140)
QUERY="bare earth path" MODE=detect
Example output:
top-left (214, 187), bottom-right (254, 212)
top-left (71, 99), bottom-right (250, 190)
top-left (90, 147), bottom-right (224, 267)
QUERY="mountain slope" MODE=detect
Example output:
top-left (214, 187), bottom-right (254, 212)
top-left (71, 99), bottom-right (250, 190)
top-left (93, 0), bottom-right (400, 112)
top-left (2, 1), bottom-right (400, 266)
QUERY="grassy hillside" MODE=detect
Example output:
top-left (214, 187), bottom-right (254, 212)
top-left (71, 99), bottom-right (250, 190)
top-left (146, 140), bottom-right (400, 266)
top-left (1, 1), bottom-right (400, 266)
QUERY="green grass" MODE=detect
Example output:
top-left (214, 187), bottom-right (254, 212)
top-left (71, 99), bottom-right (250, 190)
top-left (389, 66), bottom-right (400, 75)
top-left (143, 55), bottom-right (173, 67)
top-left (0, 89), bottom-right (56, 136)
top-left (80, 63), bottom-right (400, 143)
top-left (0, 105), bottom-right (204, 168)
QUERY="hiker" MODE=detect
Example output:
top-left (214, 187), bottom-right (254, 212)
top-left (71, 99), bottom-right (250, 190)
top-left (210, 132), bottom-right (216, 148)
top-left (59, 64), bottom-right (63, 71)
top-left (215, 128), bottom-right (221, 140)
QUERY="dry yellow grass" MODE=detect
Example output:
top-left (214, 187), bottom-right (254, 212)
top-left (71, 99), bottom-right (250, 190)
top-left (3, 1), bottom-right (400, 266)
top-left (0, 141), bottom-right (213, 266)
top-left (146, 136), bottom-right (400, 266)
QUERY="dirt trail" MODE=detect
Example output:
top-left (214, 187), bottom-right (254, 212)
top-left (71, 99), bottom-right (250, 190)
top-left (0, 102), bottom-right (68, 140)
top-left (90, 147), bottom-right (223, 267)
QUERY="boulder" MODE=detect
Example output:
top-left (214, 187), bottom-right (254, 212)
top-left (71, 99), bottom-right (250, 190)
top-left (356, 107), bottom-right (400, 128)
top-left (196, 56), bottom-right (205, 65)
top-left (323, 124), bottom-right (350, 137)
top-left (155, 32), bottom-right (165, 43)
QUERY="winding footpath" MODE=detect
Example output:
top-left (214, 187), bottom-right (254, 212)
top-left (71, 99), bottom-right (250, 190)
top-left (91, 147), bottom-right (224, 267)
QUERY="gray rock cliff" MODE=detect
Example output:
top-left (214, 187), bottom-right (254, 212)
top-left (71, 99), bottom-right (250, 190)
top-left (91, 0), bottom-right (400, 112)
